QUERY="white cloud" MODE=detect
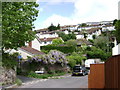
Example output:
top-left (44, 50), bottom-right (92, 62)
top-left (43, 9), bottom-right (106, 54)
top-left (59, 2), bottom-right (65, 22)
top-left (72, 0), bottom-right (119, 22)
top-left (41, 14), bottom-right (76, 28)
top-left (35, 0), bottom-right (120, 29)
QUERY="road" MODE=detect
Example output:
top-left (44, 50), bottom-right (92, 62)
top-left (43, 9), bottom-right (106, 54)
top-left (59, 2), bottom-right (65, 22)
top-left (18, 75), bottom-right (88, 88)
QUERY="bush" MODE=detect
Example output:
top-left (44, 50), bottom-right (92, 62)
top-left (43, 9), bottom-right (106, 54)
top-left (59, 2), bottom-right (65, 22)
top-left (15, 78), bottom-right (22, 86)
top-left (67, 52), bottom-right (87, 68)
top-left (41, 45), bottom-right (76, 54)
top-left (2, 52), bottom-right (18, 69)
top-left (86, 46), bottom-right (112, 61)
top-left (68, 59), bottom-right (76, 68)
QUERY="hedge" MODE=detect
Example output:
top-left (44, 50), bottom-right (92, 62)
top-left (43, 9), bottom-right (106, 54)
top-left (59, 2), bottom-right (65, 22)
top-left (41, 45), bottom-right (76, 54)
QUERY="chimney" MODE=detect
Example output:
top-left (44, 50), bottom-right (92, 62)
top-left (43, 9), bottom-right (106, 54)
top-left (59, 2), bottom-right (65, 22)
top-left (28, 42), bottom-right (32, 47)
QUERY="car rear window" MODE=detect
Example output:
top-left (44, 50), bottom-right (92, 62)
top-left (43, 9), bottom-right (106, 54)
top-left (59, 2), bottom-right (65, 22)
top-left (73, 66), bottom-right (82, 70)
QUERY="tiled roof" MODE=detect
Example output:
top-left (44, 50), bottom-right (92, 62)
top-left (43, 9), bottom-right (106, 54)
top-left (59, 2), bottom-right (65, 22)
top-left (20, 46), bottom-right (45, 55)
top-left (86, 28), bottom-right (101, 34)
top-left (35, 28), bottom-right (48, 33)
top-left (40, 37), bottom-right (60, 42)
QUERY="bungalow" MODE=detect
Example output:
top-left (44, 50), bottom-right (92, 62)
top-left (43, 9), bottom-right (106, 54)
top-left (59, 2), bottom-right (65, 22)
top-left (5, 46), bottom-right (45, 59)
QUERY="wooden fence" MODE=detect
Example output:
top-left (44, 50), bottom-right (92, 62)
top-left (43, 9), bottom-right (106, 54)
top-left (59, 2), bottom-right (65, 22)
top-left (105, 54), bottom-right (120, 88)
top-left (88, 64), bottom-right (105, 88)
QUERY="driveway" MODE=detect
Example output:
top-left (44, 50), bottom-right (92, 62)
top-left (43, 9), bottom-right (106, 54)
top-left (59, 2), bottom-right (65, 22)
top-left (18, 75), bottom-right (88, 88)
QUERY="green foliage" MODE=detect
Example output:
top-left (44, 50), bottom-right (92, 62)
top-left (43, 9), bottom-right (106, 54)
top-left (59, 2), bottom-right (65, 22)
top-left (92, 35), bottom-right (96, 39)
top-left (67, 58), bottom-right (76, 68)
top-left (114, 20), bottom-right (120, 43)
top-left (86, 46), bottom-right (112, 61)
top-left (57, 32), bottom-right (76, 41)
top-left (88, 39), bottom-right (94, 43)
top-left (81, 23), bottom-right (87, 27)
top-left (66, 39), bottom-right (77, 47)
top-left (67, 52), bottom-right (86, 68)
top-left (2, 2), bottom-right (39, 49)
top-left (28, 71), bottom-right (66, 79)
top-left (48, 23), bottom-right (60, 31)
top-left (83, 33), bottom-right (87, 39)
top-left (52, 38), bottom-right (63, 45)
top-left (15, 78), bottom-right (22, 86)
top-left (2, 52), bottom-right (19, 69)
top-left (113, 19), bottom-right (118, 26)
top-left (41, 45), bottom-right (76, 54)
top-left (94, 36), bottom-right (109, 51)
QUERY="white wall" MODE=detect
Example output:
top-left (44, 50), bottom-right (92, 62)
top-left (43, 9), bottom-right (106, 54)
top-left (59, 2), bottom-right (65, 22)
top-left (36, 33), bottom-right (58, 39)
top-left (6, 48), bottom-right (33, 59)
top-left (76, 35), bottom-right (84, 39)
top-left (32, 38), bottom-right (41, 51)
top-left (112, 43), bottom-right (120, 55)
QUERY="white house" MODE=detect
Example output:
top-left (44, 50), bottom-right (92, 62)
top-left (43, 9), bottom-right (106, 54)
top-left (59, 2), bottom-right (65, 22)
top-left (76, 32), bottom-right (84, 39)
top-left (112, 43), bottom-right (120, 56)
top-left (86, 28), bottom-right (102, 40)
top-left (36, 32), bottom-right (58, 39)
top-left (31, 35), bottom-right (62, 51)
top-left (102, 25), bottom-right (115, 32)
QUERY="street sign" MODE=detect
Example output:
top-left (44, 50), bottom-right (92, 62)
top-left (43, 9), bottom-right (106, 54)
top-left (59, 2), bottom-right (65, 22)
top-left (18, 55), bottom-right (22, 59)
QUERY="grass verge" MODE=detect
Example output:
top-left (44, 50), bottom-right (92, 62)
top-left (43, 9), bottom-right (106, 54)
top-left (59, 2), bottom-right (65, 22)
top-left (27, 71), bottom-right (66, 79)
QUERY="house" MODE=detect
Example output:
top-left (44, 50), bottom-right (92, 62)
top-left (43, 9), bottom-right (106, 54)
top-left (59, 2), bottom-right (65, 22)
top-left (36, 31), bottom-right (58, 39)
top-left (60, 25), bottom-right (78, 31)
top-left (76, 28), bottom-right (102, 40)
top-left (5, 46), bottom-right (45, 59)
top-left (76, 32), bottom-right (84, 39)
top-left (102, 25), bottom-right (115, 32)
top-left (112, 43), bottom-right (120, 56)
top-left (86, 28), bottom-right (102, 40)
top-left (31, 35), bottom-right (62, 51)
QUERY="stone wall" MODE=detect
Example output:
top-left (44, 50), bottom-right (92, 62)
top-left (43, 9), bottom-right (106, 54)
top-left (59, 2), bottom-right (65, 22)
top-left (1, 67), bottom-right (16, 85)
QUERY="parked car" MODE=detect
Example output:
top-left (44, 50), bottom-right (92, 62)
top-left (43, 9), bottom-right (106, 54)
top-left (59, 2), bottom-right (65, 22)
top-left (72, 65), bottom-right (88, 76)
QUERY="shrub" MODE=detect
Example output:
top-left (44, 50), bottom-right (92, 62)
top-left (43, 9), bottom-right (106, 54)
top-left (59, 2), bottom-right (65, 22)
top-left (86, 46), bottom-right (112, 61)
top-left (15, 78), bottom-right (22, 86)
top-left (41, 45), bottom-right (76, 54)
top-left (2, 52), bottom-right (19, 69)
top-left (67, 52), bottom-right (86, 68)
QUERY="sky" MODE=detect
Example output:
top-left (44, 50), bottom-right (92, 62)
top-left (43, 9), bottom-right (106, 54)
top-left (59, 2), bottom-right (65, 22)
top-left (33, 0), bottom-right (120, 30)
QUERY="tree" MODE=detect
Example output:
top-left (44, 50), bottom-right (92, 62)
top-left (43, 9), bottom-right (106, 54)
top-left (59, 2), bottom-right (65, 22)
top-left (94, 36), bottom-right (109, 52)
top-left (57, 23), bottom-right (60, 29)
top-left (92, 35), bottom-right (96, 39)
top-left (114, 20), bottom-right (120, 43)
top-left (81, 23), bottom-right (87, 27)
top-left (67, 52), bottom-right (86, 68)
top-left (52, 38), bottom-right (63, 45)
top-left (83, 33), bottom-right (87, 39)
top-left (66, 39), bottom-right (77, 47)
top-left (2, 2), bottom-right (39, 49)
top-left (48, 23), bottom-right (57, 31)
top-left (57, 31), bottom-right (76, 41)
top-left (86, 46), bottom-right (111, 61)
top-left (113, 19), bottom-right (118, 26)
